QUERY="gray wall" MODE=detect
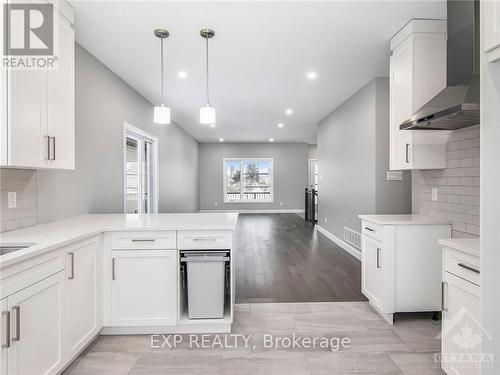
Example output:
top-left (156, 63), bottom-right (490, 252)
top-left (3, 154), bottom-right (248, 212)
top-left (411, 125), bottom-right (480, 238)
top-left (199, 143), bottom-right (307, 211)
top-left (481, 35), bottom-right (500, 371)
top-left (37, 44), bottom-right (199, 223)
top-left (317, 77), bottom-right (411, 241)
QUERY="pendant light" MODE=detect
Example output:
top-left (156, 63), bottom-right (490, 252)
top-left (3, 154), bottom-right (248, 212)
top-left (153, 28), bottom-right (171, 124)
top-left (200, 28), bottom-right (216, 125)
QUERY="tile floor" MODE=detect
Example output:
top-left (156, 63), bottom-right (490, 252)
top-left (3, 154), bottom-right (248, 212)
top-left (63, 302), bottom-right (445, 374)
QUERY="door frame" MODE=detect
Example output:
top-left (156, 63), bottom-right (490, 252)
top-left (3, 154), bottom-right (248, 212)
top-left (123, 122), bottom-right (159, 214)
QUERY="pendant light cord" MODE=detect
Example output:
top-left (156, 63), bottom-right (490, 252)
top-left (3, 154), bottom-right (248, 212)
top-left (206, 35), bottom-right (210, 105)
top-left (160, 36), bottom-right (165, 105)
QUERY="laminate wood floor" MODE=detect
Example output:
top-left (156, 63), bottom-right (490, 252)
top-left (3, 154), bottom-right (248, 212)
top-left (235, 214), bottom-right (367, 303)
top-left (64, 302), bottom-right (444, 375)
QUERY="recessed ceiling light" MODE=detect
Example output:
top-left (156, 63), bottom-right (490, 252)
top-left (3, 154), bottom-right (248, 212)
top-left (219, 138), bottom-right (224, 142)
top-left (306, 71), bottom-right (317, 80)
top-left (178, 71), bottom-right (188, 79)
top-left (210, 123), bottom-right (216, 128)
top-left (269, 138), bottom-right (274, 142)
top-left (278, 123), bottom-right (284, 128)
top-left (285, 109), bottom-right (293, 115)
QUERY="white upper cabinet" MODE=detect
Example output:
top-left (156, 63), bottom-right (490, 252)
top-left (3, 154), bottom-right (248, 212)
top-left (484, 0), bottom-right (500, 62)
top-left (390, 19), bottom-right (450, 170)
top-left (1, 2), bottom-right (75, 170)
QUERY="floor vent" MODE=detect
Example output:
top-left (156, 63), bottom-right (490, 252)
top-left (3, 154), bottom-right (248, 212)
top-left (344, 227), bottom-right (361, 249)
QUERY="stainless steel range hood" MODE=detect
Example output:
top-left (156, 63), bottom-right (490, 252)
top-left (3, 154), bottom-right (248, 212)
top-left (400, 0), bottom-right (480, 131)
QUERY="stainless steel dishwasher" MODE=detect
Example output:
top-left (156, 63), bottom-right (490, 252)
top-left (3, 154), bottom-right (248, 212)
top-left (180, 250), bottom-right (230, 319)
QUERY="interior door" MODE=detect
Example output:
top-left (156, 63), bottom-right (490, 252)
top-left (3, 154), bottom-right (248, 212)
top-left (111, 250), bottom-right (177, 326)
top-left (66, 237), bottom-right (99, 357)
top-left (125, 136), bottom-right (141, 214)
top-left (47, 17), bottom-right (75, 170)
top-left (7, 272), bottom-right (65, 375)
top-left (361, 235), bottom-right (384, 310)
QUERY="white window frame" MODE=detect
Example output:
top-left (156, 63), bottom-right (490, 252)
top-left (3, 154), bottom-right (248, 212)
top-left (223, 158), bottom-right (274, 203)
top-left (123, 122), bottom-right (159, 214)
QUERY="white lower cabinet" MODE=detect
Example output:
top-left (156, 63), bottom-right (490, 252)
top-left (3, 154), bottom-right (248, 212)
top-left (1, 298), bottom-right (7, 375)
top-left (7, 272), bottom-right (66, 375)
top-left (361, 235), bottom-right (384, 311)
top-left (111, 250), bottom-right (177, 326)
top-left (66, 236), bottom-right (101, 358)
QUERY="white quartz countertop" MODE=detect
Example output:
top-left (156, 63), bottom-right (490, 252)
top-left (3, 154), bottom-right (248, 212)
top-left (358, 214), bottom-right (450, 226)
top-left (439, 238), bottom-right (480, 258)
top-left (0, 213), bottom-right (238, 267)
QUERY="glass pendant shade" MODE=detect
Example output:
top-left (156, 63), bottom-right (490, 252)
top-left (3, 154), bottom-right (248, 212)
top-left (200, 105), bottom-right (216, 125)
top-left (154, 105), bottom-right (171, 124)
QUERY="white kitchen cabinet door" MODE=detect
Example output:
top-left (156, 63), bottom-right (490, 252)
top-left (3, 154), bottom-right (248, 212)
top-left (66, 237), bottom-right (100, 358)
top-left (7, 272), bottom-right (65, 375)
top-left (442, 272), bottom-right (481, 375)
top-left (361, 235), bottom-right (384, 311)
top-left (484, 0), bottom-right (500, 62)
top-left (0, 298), bottom-right (7, 375)
top-left (390, 37), bottom-right (414, 170)
top-left (47, 17), bottom-right (75, 170)
top-left (111, 250), bottom-right (177, 326)
top-left (6, 69), bottom-right (49, 168)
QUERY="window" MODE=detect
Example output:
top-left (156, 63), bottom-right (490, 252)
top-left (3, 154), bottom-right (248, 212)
top-left (124, 123), bottom-right (159, 214)
top-left (223, 158), bottom-right (274, 203)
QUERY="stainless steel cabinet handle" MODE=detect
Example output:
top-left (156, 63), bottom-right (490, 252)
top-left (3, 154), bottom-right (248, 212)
top-left (192, 238), bottom-right (217, 242)
top-left (364, 226), bottom-right (374, 232)
top-left (50, 137), bottom-right (56, 161)
top-left (457, 263), bottom-right (480, 274)
top-left (131, 239), bottom-right (156, 242)
top-left (11, 306), bottom-right (20, 342)
top-left (405, 143), bottom-right (410, 163)
top-left (442, 281), bottom-right (448, 312)
top-left (376, 248), bottom-right (381, 269)
top-left (112, 257), bottom-right (116, 280)
top-left (68, 252), bottom-right (75, 279)
top-left (1, 311), bottom-right (10, 349)
top-left (45, 136), bottom-right (51, 160)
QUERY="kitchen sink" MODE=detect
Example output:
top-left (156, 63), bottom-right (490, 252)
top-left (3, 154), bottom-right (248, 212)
top-left (0, 243), bottom-right (36, 256)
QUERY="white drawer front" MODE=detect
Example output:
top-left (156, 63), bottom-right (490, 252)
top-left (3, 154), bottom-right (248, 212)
top-left (177, 231), bottom-right (232, 249)
top-left (111, 231), bottom-right (176, 250)
top-left (443, 247), bottom-right (480, 286)
top-left (361, 221), bottom-right (383, 242)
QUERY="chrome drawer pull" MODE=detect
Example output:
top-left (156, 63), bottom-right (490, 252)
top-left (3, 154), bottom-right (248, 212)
top-left (192, 238), bottom-right (217, 242)
top-left (441, 281), bottom-right (448, 312)
top-left (364, 227), bottom-right (374, 232)
top-left (131, 239), bottom-right (156, 242)
top-left (376, 248), bottom-right (381, 269)
top-left (68, 252), bottom-right (75, 279)
top-left (12, 306), bottom-right (20, 342)
top-left (457, 263), bottom-right (480, 275)
top-left (1, 311), bottom-right (10, 348)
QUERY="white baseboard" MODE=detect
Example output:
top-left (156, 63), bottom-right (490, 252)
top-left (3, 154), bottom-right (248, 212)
top-left (316, 225), bottom-right (361, 260)
top-left (200, 209), bottom-right (305, 214)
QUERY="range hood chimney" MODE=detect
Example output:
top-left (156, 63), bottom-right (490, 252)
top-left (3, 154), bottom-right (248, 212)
top-left (400, 0), bottom-right (480, 131)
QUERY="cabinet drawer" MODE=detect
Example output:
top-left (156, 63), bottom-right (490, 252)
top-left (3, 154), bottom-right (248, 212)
top-left (443, 247), bottom-right (480, 286)
top-left (111, 231), bottom-right (176, 250)
top-left (361, 221), bottom-right (383, 242)
top-left (177, 231), bottom-right (232, 250)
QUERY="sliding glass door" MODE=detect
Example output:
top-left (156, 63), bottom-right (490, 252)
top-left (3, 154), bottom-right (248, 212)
top-left (124, 124), bottom-right (158, 214)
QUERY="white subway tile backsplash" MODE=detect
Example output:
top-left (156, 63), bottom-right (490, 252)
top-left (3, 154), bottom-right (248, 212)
top-left (0, 168), bottom-right (37, 232)
top-left (413, 125), bottom-right (480, 238)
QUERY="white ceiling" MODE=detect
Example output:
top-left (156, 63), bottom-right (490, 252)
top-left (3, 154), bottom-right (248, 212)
top-left (72, 1), bottom-right (446, 144)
